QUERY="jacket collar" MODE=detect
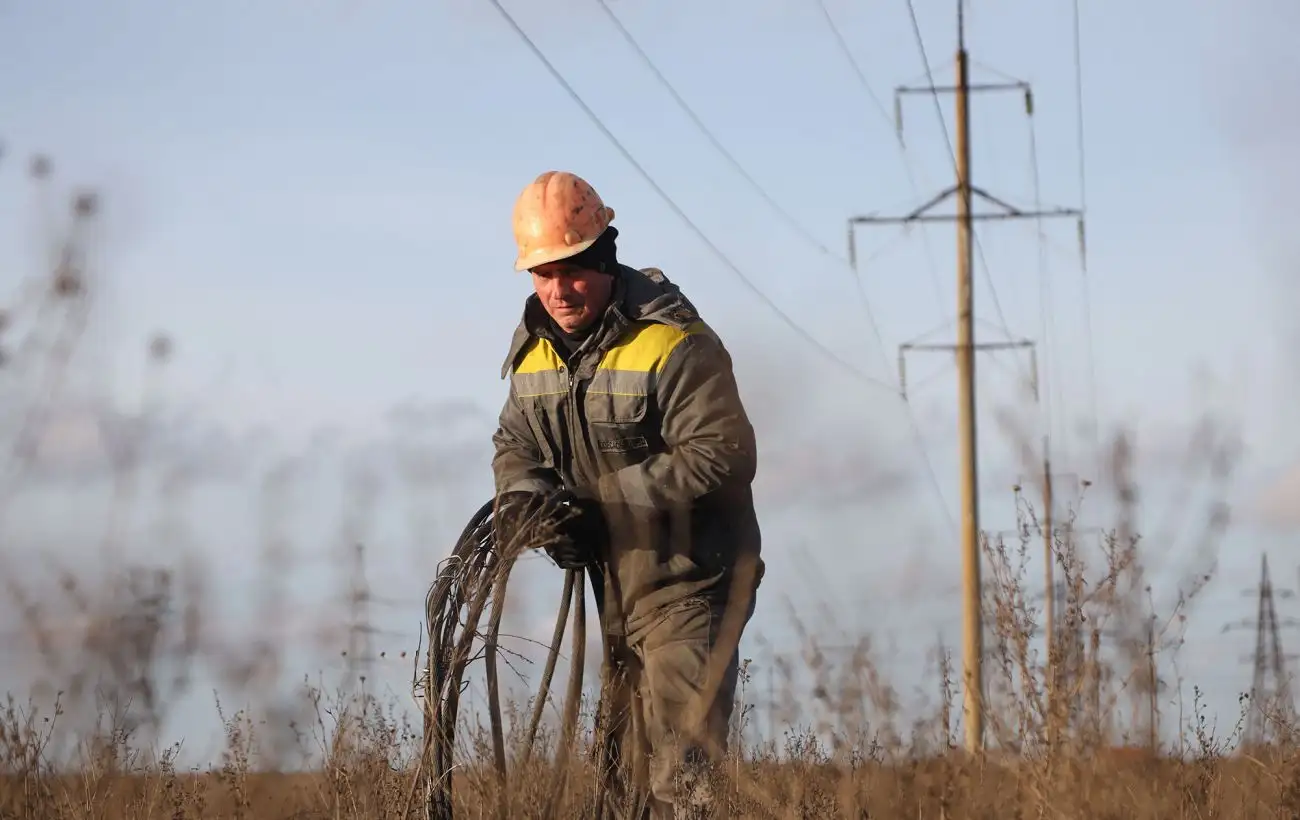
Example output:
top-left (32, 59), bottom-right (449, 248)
top-left (500, 265), bottom-right (699, 378)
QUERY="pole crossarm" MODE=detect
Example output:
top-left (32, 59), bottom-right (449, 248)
top-left (897, 339), bottom-right (1036, 401)
top-left (902, 339), bottom-right (1032, 353)
top-left (891, 70), bottom-right (1037, 148)
top-left (845, 191), bottom-right (1080, 269)
top-left (849, 201), bottom-right (1081, 227)
top-left (1223, 617), bottom-right (1300, 634)
top-left (897, 80), bottom-right (1027, 95)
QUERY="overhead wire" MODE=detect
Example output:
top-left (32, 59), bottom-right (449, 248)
top-left (485, 0), bottom-right (894, 394)
top-left (603, 0), bottom-right (957, 535)
top-left (594, 0), bottom-right (841, 263)
top-left (802, 0), bottom-right (965, 534)
top-left (594, 0), bottom-right (918, 379)
top-left (592, 0), bottom-right (898, 387)
top-left (1027, 89), bottom-right (1061, 468)
top-left (811, 0), bottom-right (947, 319)
top-left (1071, 0), bottom-right (1102, 479)
top-left (809, 0), bottom-right (893, 129)
top-left (488, 0), bottom-right (959, 537)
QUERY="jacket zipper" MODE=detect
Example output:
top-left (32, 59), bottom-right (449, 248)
top-left (554, 311), bottom-right (621, 489)
top-left (559, 362), bottom-right (578, 485)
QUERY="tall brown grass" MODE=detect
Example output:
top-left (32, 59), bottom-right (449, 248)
top-left (1, 160), bottom-right (1295, 818)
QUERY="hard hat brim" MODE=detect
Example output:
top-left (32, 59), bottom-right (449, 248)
top-left (513, 235), bottom-right (601, 272)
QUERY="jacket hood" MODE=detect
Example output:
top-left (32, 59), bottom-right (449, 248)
top-left (500, 265), bottom-right (700, 378)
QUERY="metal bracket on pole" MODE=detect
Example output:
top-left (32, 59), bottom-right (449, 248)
top-left (898, 337), bottom-right (1036, 401)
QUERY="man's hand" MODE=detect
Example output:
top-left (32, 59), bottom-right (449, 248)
top-left (491, 489), bottom-right (606, 570)
top-left (543, 491), bottom-right (607, 570)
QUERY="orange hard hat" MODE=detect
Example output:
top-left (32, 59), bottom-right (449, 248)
top-left (511, 171), bottom-right (616, 272)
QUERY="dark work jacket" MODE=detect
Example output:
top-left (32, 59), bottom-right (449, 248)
top-left (491, 265), bottom-right (763, 641)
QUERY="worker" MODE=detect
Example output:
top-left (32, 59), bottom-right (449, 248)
top-left (491, 170), bottom-right (764, 817)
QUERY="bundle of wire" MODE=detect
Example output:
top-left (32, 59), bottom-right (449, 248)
top-left (412, 496), bottom-right (627, 819)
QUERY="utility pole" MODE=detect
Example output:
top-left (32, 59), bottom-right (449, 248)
top-left (1023, 522), bottom-right (1103, 734)
top-left (1041, 451), bottom-right (1054, 681)
top-left (901, 335), bottom-right (1034, 750)
top-left (1071, 615), bottom-right (1125, 746)
top-left (951, 18), bottom-right (982, 754)
top-left (1143, 616), bottom-right (1156, 750)
top-left (1019, 471), bottom-right (1089, 722)
top-left (848, 4), bottom-right (1082, 753)
top-left (1110, 610), bottom-right (1181, 751)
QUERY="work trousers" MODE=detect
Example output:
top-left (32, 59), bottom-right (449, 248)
top-left (603, 582), bottom-right (757, 819)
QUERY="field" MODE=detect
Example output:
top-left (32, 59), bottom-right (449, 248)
top-left (2, 439), bottom-right (1294, 819)
top-left (0, 161), bottom-right (1294, 819)
top-left (3, 577), bottom-right (1299, 820)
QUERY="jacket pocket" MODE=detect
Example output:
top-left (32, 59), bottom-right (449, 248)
top-left (522, 395), bottom-right (561, 468)
top-left (638, 596), bottom-right (714, 692)
top-left (585, 390), bottom-right (653, 459)
top-left (585, 389), bottom-right (648, 424)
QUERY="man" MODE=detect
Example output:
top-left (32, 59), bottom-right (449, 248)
top-left (491, 170), bottom-right (764, 817)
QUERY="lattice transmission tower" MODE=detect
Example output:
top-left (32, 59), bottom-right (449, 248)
top-left (1223, 553), bottom-right (1299, 748)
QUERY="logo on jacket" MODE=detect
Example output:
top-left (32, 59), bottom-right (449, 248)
top-left (598, 435), bottom-right (649, 454)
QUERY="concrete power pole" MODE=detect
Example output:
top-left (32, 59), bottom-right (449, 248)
top-left (847, 3), bottom-right (1081, 753)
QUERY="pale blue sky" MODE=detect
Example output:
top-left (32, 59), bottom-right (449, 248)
top-left (0, 0), bottom-right (1297, 762)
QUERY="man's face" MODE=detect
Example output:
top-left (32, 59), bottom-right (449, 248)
top-left (530, 262), bottom-right (613, 334)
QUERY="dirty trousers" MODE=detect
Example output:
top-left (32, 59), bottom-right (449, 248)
top-left (605, 588), bottom-right (756, 818)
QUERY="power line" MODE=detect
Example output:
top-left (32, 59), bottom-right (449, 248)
top-left (800, 0), bottom-right (967, 538)
top-left (486, 0), bottom-right (893, 393)
top-left (809, 0), bottom-right (893, 138)
top-left (1024, 91), bottom-right (1068, 667)
top-left (811, 0), bottom-right (947, 318)
top-left (1070, 0), bottom-right (1090, 224)
top-left (593, 0), bottom-right (905, 391)
top-left (902, 407), bottom-right (958, 536)
top-left (1027, 93), bottom-right (1062, 467)
top-left (488, 0), bottom-right (959, 536)
top-left (1071, 0), bottom-right (1101, 478)
top-left (595, 0), bottom-right (844, 264)
top-left (590, 0), bottom-right (957, 536)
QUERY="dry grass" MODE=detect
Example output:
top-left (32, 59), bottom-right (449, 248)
top-left (1, 157), bottom-right (1297, 818)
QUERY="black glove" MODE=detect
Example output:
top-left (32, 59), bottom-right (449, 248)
top-left (543, 490), bottom-right (607, 570)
